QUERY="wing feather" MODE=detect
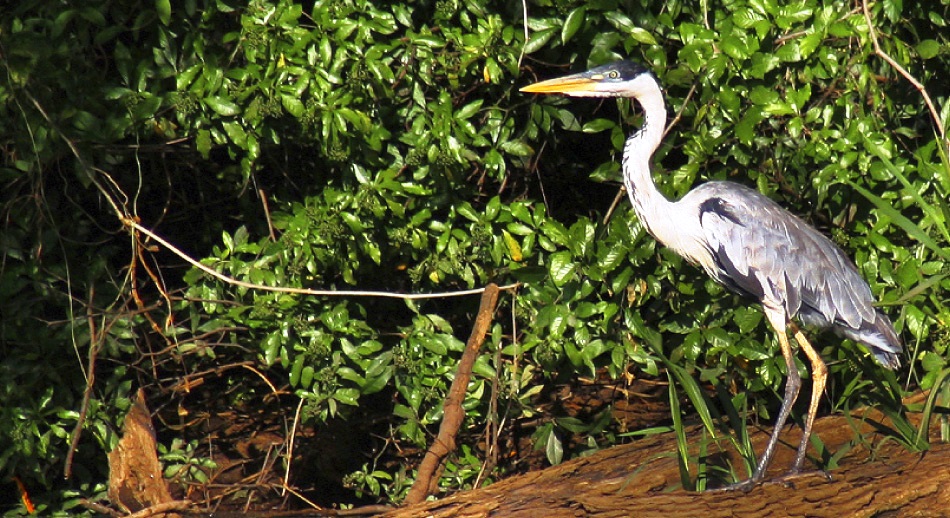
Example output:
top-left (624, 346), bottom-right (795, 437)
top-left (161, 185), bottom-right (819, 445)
top-left (669, 181), bottom-right (900, 367)
top-left (689, 182), bottom-right (877, 329)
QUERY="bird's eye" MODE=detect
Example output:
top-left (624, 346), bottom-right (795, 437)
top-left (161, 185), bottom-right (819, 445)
top-left (608, 70), bottom-right (619, 79)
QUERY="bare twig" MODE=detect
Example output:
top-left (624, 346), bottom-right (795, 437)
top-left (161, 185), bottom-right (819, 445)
top-left (333, 504), bottom-right (396, 516)
top-left (240, 363), bottom-right (280, 395)
top-left (124, 218), bottom-right (520, 300)
top-left (278, 483), bottom-right (322, 511)
top-left (24, 93), bottom-right (128, 221)
top-left (124, 500), bottom-right (194, 518)
top-left (130, 233), bottom-right (175, 343)
top-left (258, 188), bottom-right (277, 241)
top-left (662, 82), bottom-right (701, 142)
top-left (32, 88), bottom-right (522, 304)
top-left (163, 361), bottom-right (257, 396)
top-left (518, 0), bottom-right (529, 67)
top-left (862, 0), bottom-right (948, 149)
top-left (30, 89), bottom-right (522, 305)
top-left (403, 283), bottom-right (501, 505)
top-left (78, 499), bottom-right (121, 517)
top-left (532, 140), bottom-right (550, 212)
top-left (64, 290), bottom-right (104, 480)
top-left (282, 397), bottom-right (305, 499)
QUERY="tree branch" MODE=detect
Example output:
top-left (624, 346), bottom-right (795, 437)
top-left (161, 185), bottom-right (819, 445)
top-left (403, 284), bottom-right (501, 505)
top-left (862, 0), bottom-right (948, 150)
top-left (125, 218), bottom-right (519, 301)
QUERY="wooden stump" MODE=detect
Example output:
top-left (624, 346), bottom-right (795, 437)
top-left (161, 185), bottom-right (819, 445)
top-left (107, 388), bottom-right (178, 515)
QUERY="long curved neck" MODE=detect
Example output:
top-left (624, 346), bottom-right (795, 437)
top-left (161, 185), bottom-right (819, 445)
top-left (621, 79), bottom-right (675, 241)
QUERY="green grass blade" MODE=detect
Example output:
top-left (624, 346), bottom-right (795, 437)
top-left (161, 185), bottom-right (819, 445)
top-left (666, 373), bottom-right (694, 490)
top-left (884, 273), bottom-right (947, 306)
top-left (866, 142), bottom-right (950, 243)
top-left (936, 134), bottom-right (950, 192)
top-left (715, 384), bottom-right (754, 478)
top-left (664, 362), bottom-right (720, 440)
top-left (916, 367), bottom-right (950, 447)
top-left (849, 181), bottom-right (950, 261)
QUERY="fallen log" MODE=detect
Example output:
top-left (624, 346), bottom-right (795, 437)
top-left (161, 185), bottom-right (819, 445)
top-left (384, 401), bottom-right (949, 518)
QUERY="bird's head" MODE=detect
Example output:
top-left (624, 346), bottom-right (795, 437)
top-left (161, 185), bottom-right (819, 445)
top-left (519, 60), bottom-right (660, 99)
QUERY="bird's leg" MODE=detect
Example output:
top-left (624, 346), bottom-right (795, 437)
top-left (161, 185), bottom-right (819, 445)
top-left (724, 307), bottom-right (800, 491)
top-left (753, 320), bottom-right (800, 482)
top-left (788, 322), bottom-right (828, 474)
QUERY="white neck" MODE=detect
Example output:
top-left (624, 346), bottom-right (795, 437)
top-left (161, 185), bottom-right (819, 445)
top-left (621, 76), bottom-right (676, 242)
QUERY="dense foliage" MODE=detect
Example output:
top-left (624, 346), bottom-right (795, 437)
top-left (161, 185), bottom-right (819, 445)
top-left (1, 0), bottom-right (948, 513)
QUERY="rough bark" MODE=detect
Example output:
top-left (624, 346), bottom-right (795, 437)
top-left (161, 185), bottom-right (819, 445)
top-left (107, 388), bottom-right (180, 516)
top-left (384, 401), bottom-right (950, 517)
top-left (404, 284), bottom-right (500, 505)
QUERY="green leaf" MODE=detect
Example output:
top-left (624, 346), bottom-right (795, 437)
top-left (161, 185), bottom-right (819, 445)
top-left (500, 139), bottom-right (533, 157)
top-left (735, 107), bottom-right (764, 145)
top-left (155, 0), bottom-right (171, 25)
top-left (363, 240), bottom-right (381, 264)
top-left (205, 96), bottom-right (241, 116)
top-left (545, 428), bottom-right (564, 464)
top-left (849, 185), bottom-right (950, 262)
top-left (561, 6), bottom-right (586, 45)
top-left (176, 64), bottom-right (202, 90)
top-left (524, 27), bottom-right (557, 55)
top-left (667, 374), bottom-right (693, 489)
top-left (262, 333), bottom-right (281, 366)
top-left (221, 121), bottom-right (247, 148)
top-left (300, 366), bottom-right (314, 389)
top-left (555, 416), bottom-right (592, 433)
top-left (629, 27), bottom-right (658, 45)
top-left (721, 30), bottom-right (753, 60)
top-left (665, 362), bottom-right (718, 440)
top-left (334, 388), bottom-right (360, 406)
top-left (541, 220), bottom-right (570, 246)
top-left (581, 118), bottom-right (616, 133)
top-left (289, 355), bottom-right (304, 388)
top-left (603, 11), bottom-right (635, 33)
top-left (916, 39), bottom-right (941, 60)
top-left (281, 94), bottom-right (305, 118)
top-left (882, 0), bottom-right (902, 22)
top-left (548, 250), bottom-right (577, 287)
top-left (799, 30), bottom-right (822, 58)
top-left (456, 202), bottom-right (480, 222)
top-left (920, 351), bottom-right (946, 373)
top-left (196, 129), bottom-right (212, 159)
top-left (456, 99), bottom-right (483, 120)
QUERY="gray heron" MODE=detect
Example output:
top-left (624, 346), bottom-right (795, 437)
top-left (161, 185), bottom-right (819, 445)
top-left (520, 61), bottom-right (902, 490)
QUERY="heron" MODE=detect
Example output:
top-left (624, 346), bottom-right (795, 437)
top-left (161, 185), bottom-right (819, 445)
top-left (520, 61), bottom-right (902, 490)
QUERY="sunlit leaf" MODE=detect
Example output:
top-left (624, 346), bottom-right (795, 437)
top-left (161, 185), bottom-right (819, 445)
top-left (548, 250), bottom-right (577, 286)
top-left (561, 6), bottom-right (586, 45)
top-left (204, 96), bottom-right (241, 116)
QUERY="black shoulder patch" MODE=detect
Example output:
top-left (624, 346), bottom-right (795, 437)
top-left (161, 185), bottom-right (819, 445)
top-left (699, 197), bottom-right (744, 226)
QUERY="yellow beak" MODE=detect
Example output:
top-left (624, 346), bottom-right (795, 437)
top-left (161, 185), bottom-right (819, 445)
top-left (519, 75), bottom-right (599, 94)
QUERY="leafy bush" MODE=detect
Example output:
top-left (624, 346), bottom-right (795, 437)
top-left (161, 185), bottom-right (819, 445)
top-left (1, 0), bottom-right (948, 512)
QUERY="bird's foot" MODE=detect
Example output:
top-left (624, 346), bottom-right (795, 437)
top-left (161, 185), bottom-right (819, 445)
top-left (708, 478), bottom-right (760, 493)
top-left (707, 470), bottom-right (831, 492)
top-left (764, 469), bottom-right (832, 489)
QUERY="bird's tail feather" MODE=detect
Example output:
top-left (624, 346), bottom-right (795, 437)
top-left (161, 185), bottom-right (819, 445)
top-left (842, 311), bottom-right (902, 369)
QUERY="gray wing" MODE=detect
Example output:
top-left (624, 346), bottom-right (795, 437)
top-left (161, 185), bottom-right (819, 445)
top-left (686, 181), bottom-right (900, 366)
